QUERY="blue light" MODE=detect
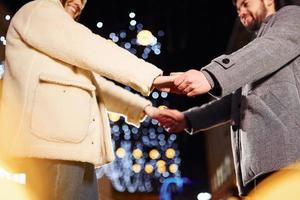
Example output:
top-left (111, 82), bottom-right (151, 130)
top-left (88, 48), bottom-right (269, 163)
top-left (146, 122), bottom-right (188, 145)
top-left (161, 92), bottom-right (168, 98)
top-left (158, 134), bottom-right (165, 140)
top-left (124, 134), bottom-right (131, 140)
top-left (152, 92), bottom-right (159, 99)
top-left (122, 125), bottom-right (129, 132)
top-left (144, 47), bottom-right (151, 54)
top-left (112, 36), bottom-right (119, 42)
top-left (131, 38), bottom-right (137, 45)
top-left (158, 30), bottom-right (165, 37)
top-left (124, 42), bottom-right (131, 49)
top-left (112, 125), bottom-right (120, 133)
top-left (136, 23), bottom-right (143, 31)
top-left (120, 31), bottom-right (127, 38)
top-left (109, 32), bottom-right (116, 39)
top-left (142, 53), bottom-right (148, 59)
top-left (157, 127), bottom-right (164, 133)
top-left (151, 119), bottom-right (158, 125)
top-left (160, 177), bottom-right (191, 200)
top-left (154, 49), bottom-right (161, 55)
top-left (170, 134), bottom-right (177, 141)
top-left (159, 140), bottom-right (166, 146)
top-left (131, 127), bottom-right (138, 134)
top-left (129, 48), bottom-right (137, 55)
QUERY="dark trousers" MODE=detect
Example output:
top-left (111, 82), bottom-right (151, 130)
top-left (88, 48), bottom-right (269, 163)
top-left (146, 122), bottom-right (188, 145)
top-left (22, 159), bottom-right (99, 200)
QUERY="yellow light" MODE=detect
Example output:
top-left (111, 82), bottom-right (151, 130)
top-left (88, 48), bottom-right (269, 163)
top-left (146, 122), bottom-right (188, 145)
top-left (145, 164), bottom-right (154, 174)
top-left (116, 148), bottom-right (126, 158)
top-left (132, 149), bottom-right (143, 159)
top-left (149, 149), bottom-right (160, 160)
top-left (157, 165), bottom-right (166, 173)
top-left (108, 112), bottom-right (121, 122)
top-left (0, 181), bottom-right (31, 200)
top-left (137, 30), bottom-right (154, 46)
top-left (165, 148), bottom-right (176, 159)
top-left (156, 160), bottom-right (166, 167)
top-left (169, 164), bottom-right (178, 174)
top-left (158, 105), bottom-right (168, 110)
top-left (132, 164), bottom-right (141, 173)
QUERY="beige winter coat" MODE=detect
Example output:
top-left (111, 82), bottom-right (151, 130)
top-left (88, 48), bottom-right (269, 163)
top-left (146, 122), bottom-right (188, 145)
top-left (0, 0), bottom-right (162, 168)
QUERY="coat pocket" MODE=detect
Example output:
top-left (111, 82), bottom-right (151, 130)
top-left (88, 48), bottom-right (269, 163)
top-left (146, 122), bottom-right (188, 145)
top-left (30, 73), bottom-right (96, 143)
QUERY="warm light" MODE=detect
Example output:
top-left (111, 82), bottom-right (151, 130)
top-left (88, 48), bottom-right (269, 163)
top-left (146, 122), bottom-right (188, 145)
top-left (108, 112), bottom-right (121, 122)
top-left (137, 30), bottom-right (155, 46)
top-left (132, 149), bottom-right (143, 159)
top-left (169, 164), bottom-right (178, 174)
top-left (0, 165), bottom-right (30, 199)
top-left (165, 148), bottom-right (176, 159)
top-left (0, 181), bottom-right (31, 200)
top-left (145, 164), bottom-right (154, 174)
top-left (116, 148), bottom-right (126, 158)
top-left (157, 165), bottom-right (166, 174)
top-left (149, 149), bottom-right (160, 160)
top-left (0, 168), bottom-right (26, 184)
top-left (132, 164), bottom-right (141, 173)
top-left (158, 105), bottom-right (168, 110)
top-left (156, 160), bottom-right (166, 167)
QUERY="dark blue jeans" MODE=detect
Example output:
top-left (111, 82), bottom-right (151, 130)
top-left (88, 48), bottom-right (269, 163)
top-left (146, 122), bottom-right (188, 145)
top-left (23, 159), bottom-right (99, 200)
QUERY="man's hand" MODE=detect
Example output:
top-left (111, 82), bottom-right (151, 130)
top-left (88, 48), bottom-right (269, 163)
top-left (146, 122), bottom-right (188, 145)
top-left (153, 70), bottom-right (212, 97)
top-left (144, 106), bottom-right (188, 133)
top-left (173, 70), bottom-right (212, 97)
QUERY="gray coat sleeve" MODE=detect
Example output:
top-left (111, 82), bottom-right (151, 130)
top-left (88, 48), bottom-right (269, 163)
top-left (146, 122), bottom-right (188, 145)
top-left (202, 6), bottom-right (300, 97)
top-left (183, 94), bottom-right (232, 133)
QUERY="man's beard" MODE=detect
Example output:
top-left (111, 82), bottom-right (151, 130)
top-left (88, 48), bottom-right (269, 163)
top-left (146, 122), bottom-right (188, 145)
top-left (244, 4), bottom-right (268, 32)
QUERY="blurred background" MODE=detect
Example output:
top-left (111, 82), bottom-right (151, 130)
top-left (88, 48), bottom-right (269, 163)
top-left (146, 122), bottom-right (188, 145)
top-left (0, 0), bottom-right (254, 199)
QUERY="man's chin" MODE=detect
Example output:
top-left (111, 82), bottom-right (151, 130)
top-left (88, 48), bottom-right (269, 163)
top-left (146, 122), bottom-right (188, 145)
top-left (244, 22), bottom-right (260, 32)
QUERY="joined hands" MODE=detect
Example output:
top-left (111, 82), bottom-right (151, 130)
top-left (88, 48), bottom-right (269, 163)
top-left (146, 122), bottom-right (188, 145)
top-left (147, 70), bottom-right (211, 133)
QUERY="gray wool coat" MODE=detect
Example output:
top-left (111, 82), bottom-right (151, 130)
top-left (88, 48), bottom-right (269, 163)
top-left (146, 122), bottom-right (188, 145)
top-left (184, 5), bottom-right (300, 195)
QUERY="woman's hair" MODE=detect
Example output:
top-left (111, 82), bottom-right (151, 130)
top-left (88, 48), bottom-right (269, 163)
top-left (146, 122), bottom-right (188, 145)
top-left (60, 0), bottom-right (67, 6)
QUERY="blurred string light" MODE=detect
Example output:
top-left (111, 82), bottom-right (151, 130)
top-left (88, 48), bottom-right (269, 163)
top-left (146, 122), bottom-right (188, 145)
top-left (0, 167), bottom-right (26, 184)
top-left (96, 11), bottom-right (182, 191)
top-left (197, 192), bottom-right (212, 200)
top-left (129, 12), bottom-right (136, 18)
top-left (160, 177), bottom-right (191, 200)
top-left (5, 15), bottom-right (11, 21)
top-left (0, 61), bottom-right (4, 79)
top-left (96, 21), bottom-right (103, 28)
top-left (1, 36), bottom-right (6, 46)
top-left (99, 13), bottom-right (163, 58)
top-left (0, 9), bottom-right (175, 196)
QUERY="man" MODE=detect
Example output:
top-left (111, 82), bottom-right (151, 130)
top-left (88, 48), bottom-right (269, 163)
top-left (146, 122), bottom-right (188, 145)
top-left (0, 0), bottom-right (165, 199)
top-left (154, 0), bottom-right (300, 196)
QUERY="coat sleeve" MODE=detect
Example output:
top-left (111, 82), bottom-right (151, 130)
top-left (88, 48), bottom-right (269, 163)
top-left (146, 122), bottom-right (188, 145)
top-left (183, 94), bottom-right (232, 133)
top-left (202, 5), bottom-right (300, 97)
top-left (92, 73), bottom-right (151, 127)
top-left (12, 0), bottom-right (162, 96)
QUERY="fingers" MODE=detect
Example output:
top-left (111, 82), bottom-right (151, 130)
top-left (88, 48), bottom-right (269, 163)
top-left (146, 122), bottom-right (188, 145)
top-left (153, 76), bottom-right (176, 88)
top-left (170, 72), bottom-right (184, 76)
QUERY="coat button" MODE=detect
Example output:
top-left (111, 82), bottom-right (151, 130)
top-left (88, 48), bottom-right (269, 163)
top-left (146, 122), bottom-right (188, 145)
top-left (222, 58), bottom-right (230, 64)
